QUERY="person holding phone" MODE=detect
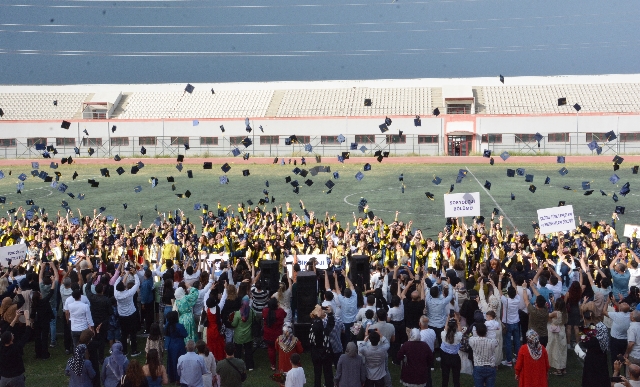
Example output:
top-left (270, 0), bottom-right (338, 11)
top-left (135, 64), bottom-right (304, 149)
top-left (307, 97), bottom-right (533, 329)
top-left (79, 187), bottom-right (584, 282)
top-left (612, 359), bottom-right (640, 387)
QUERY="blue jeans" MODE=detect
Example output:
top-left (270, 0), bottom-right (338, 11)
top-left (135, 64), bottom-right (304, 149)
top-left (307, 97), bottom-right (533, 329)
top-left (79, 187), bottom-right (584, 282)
top-left (163, 305), bottom-right (173, 324)
top-left (49, 307), bottom-right (57, 344)
top-left (503, 322), bottom-right (521, 362)
top-left (473, 366), bottom-right (496, 387)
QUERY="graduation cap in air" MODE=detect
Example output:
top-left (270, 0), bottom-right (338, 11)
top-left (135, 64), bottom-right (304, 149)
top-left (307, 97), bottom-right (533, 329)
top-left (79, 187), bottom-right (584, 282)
top-left (0, 197), bottom-right (5, 204)
top-left (221, 163), bottom-right (231, 173)
top-left (559, 167), bottom-right (569, 176)
top-left (285, 176), bottom-right (292, 183)
top-left (333, 172), bottom-right (339, 179)
top-left (203, 162), bottom-right (212, 169)
top-left (499, 151), bottom-right (510, 162)
top-left (449, 184), bottom-right (455, 193)
top-left (219, 125), bottom-right (225, 133)
top-left (516, 168), bottom-right (525, 176)
top-left (219, 176), bottom-right (228, 185)
top-left (140, 146), bottom-right (147, 155)
top-left (31, 162), bottom-right (39, 169)
top-left (291, 180), bottom-right (299, 188)
top-left (167, 176), bottom-right (175, 183)
top-left (433, 108), bottom-right (440, 117)
top-left (596, 146), bottom-right (603, 155)
top-left (325, 180), bottom-right (335, 190)
top-left (100, 168), bottom-right (110, 177)
top-left (557, 156), bottom-right (566, 164)
top-left (613, 155), bottom-right (624, 165)
top-left (42, 151), bottom-right (51, 159)
top-left (338, 155), bottom-right (345, 163)
top-left (584, 190), bottom-right (594, 196)
top-left (379, 124), bottom-right (389, 133)
top-left (632, 166), bottom-right (639, 175)
top-left (241, 137), bottom-right (252, 147)
top-left (614, 163), bottom-right (620, 171)
top-left (90, 181), bottom-right (99, 188)
top-left (610, 174), bottom-right (620, 184)
top-left (620, 182), bottom-right (630, 196)
top-left (600, 190), bottom-right (607, 196)
top-left (26, 199), bottom-right (34, 206)
top-left (454, 175), bottom-right (463, 184)
top-left (511, 193), bottom-right (515, 201)
top-left (177, 155), bottom-right (184, 163)
top-left (315, 155), bottom-right (321, 163)
top-left (18, 173), bottom-right (27, 181)
top-left (176, 163), bottom-right (183, 172)
top-left (605, 131), bottom-right (617, 142)
top-left (414, 115), bottom-right (421, 127)
top-left (242, 169), bottom-right (250, 177)
top-left (150, 177), bottom-right (158, 188)
top-left (184, 83), bottom-right (194, 93)
top-left (525, 174), bottom-right (534, 183)
top-left (130, 165), bottom-right (139, 174)
top-left (86, 147), bottom-right (95, 156)
top-left (83, 129), bottom-right (89, 136)
top-left (558, 98), bottom-right (567, 106)
top-left (363, 163), bottom-right (371, 172)
top-left (588, 141), bottom-right (598, 151)
top-left (57, 183), bottom-right (68, 193)
top-left (231, 148), bottom-right (241, 157)
top-left (30, 170), bottom-right (39, 177)
top-left (355, 171), bottom-right (364, 181)
top-left (527, 185), bottom-right (536, 193)
top-left (616, 206), bottom-right (625, 215)
top-left (483, 180), bottom-right (491, 190)
top-left (350, 143), bottom-right (358, 151)
top-left (336, 134), bottom-right (346, 143)
top-left (433, 176), bottom-right (442, 185)
top-left (293, 167), bottom-right (301, 175)
top-left (506, 169), bottom-right (515, 178)
top-left (384, 116), bottom-right (392, 126)
top-left (499, 74), bottom-right (505, 84)
top-left (562, 186), bottom-right (571, 190)
top-left (122, 203), bottom-right (127, 210)
top-left (483, 149), bottom-right (491, 158)
top-left (35, 143), bottom-right (46, 151)
top-left (186, 170), bottom-right (193, 178)
top-left (304, 179), bottom-right (313, 187)
top-left (303, 144), bottom-right (313, 153)
top-left (582, 181), bottom-right (590, 190)
top-left (184, 190), bottom-right (191, 198)
top-left (61, 120), bottom-right (71, 129)
top-left (243, 153), bottom-right (250, 160)
top-left (489, 158), bottom-right (494, 166)
top-left (112, 155), bottom-right (121, 162)
top-left (612, 193), bottom-right (619, 202)
top-left (300, 169), bottom-right (308, 177)
top-left (425, 192), bottom-right (434, 200)
top-left (573, 103), bottom-right (581, 112)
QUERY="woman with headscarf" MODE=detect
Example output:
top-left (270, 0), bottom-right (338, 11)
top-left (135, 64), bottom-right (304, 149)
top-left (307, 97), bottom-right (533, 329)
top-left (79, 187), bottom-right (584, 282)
top-left (580, 322), bottom-right (610, 387)
top-left (263, 297), bottom-right (287, 370)
top-left (65, 344), bottom-right (96, 387)
top-left (205, 287), bottom-right (227, 362)
top-left (231, 295), bottom-right (255, 370)
top-left (174, 284), bottom-right (199, 344)
top-left (276, 323), bottom-right (304, 373)
top-left (396, 328), bottom-right (434, 387)
top-left (101, 342), bottom-right (130, 387)
top-left (164, 311), bottom-right (187, 383)
top-left (514, 330), bottom-right (550, 387)
top-left (334, 342), bottom-right (366, 387)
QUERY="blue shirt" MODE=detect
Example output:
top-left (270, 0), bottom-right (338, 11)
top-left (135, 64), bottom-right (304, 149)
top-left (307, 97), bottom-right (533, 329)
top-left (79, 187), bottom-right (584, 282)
top-left (337, 292), bottom-right (358, 324)
top-left (536, 286), bottom-right (552, 303)
top-left (140, 277), bottom-right (155, 305)
top-left (612, 271), bottom-right (631, 298)
top-left (426, 284), bottom-right (453, 328)
top-left (177, 352), bottom-right (210, 387)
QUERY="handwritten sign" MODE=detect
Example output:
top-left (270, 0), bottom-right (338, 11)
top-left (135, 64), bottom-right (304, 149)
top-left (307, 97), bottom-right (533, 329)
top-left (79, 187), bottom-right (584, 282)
top-left (624, 224), bottom-right (640, 238)
top-left (537, 205), bottom-right (576, 234)
top-left (444, 192), bottom-right (481, 218)
top-left (0, 244), bottom-right (27, 266)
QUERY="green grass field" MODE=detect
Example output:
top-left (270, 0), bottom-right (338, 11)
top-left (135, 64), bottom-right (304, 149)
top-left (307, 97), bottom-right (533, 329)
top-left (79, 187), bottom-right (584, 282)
top-left (1, 161), bottom-right (638, 239)
top-left (23, 331), bottom-right (587, 387)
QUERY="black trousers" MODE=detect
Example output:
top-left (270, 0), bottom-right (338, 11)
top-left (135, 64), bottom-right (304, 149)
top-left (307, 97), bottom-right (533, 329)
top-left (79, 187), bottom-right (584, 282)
top-left (611, 336), bottom-right (628, 369)
top-left (141, 302), bottom-right (155, 333)
top-left (119, 314), bottom-right (138, 354)
top-left (440, 351), bottom-right (461, 387)
top-left (518, 310), bottom-right (529, 341)
top-left (33, 324), bottom-right (50, 359)
top-left (63, 317), bottom-right (72, 352)
top-left (234, 342), bottom-right (255, 370)
top-left (312, 356), bottom-right (334, 387)
top-left (94, 324), bottom-right (108, 362)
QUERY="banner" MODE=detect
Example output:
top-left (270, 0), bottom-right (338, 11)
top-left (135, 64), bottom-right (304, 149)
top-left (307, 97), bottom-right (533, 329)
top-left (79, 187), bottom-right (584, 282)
top-left (444, 192), bottom-right (481, 218)
top-left (0, 244), bottom-right (27, 266)
top-left (537, 205), bottom-right (576, 234)
top-left (285, 254), bottom-right (329, 277)
top-left (624, 224), bottom-right (640, 238)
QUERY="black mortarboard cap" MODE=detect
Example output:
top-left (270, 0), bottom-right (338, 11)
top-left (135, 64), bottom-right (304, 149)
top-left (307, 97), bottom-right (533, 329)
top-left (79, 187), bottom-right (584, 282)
top-left (355, 171), bottom-right (364, 181)
top-left (114, 155), bottom-right (121, 162)
top-left (606, 131), bottom-right (617, 142)
top-left (558, 97), bottom-right (567, 106)
top-left (582, 181), bottom-right (590, 190)
top-left (484, 180), bottom-right (491, 190)
top-left (91, 181), bottom-right (99, 188)
top-left (293, 167), bottom-right (301, 175)
top-left (18, 173), bottom-right (27, 181)
top-left (241, 137), bottom-right (252, 147)
top-left (613, 193), bottom-right (619, 202)
top-left (573, 103), bottom-right (581, 112)
top-left (557, 156), bottom-right (565, 164)
top-left (183, 143), bottom-right (190, 151)
top-left (177, 155), bottom-right (184, 162)
top-left (588, 141), bottom-right (598, 151)
top-left (131, 166), bottom-right (139, 174)
top-left (525, 174), bottom-right (534, 183)
top-left (0, 197), bottom-right (5, 204)
top-left (414, 116), bottom-right (421, 126)
top-left (529, 184), bottom-right (536, 193)
top-left (325, 180), bottom-right (335, 190)
top-left (167, 176), bottom-right (175, 182)
top-left (500, 151), bottom-right (510, 161)
top-left (425, 192), bottom-right (434, 200)
top-left (600, 190), bottom-right (607, 196)
top-left (483, 149), bottom-right (491, 158)
top-left (61, 120), bottom-right (71, 129)
top-left (433, 176), bottom-right (442, 185)
top-left (516, 168), bottom-right (525, 176)
top-left (511, 193), bottom-right (515, 200)
top-left (219, 176), bottom-right (228, 185)
top-left (342, 152), bottom-right (350, 160)
top-left (184, 190), bottom-right (191, 198)
top-left (534, 133), bottom-right (543, 142)
top-left (44, 176), bottom-right (52, 183)
top-left (364, 98), bottom-right (372, 106)
top-left (176, 163), bottom-right (183, 172)
top-left (399, 174), bottom-right (404, 182)
top-left (383, 151), bottom-right (389, 158)
top-left (116, 167), bottom-right (125, 175)
top-left (88, 148), bottom-right (95, 156)
top-left (379, 124), bottom-right (389, 133)
top-left (74, 147), bottom-right (80, 155)
top-left (50, 162), bottom-right (58, 169)
top-left (220, 125), bottom-right (225, 133)
top-left (221, 163), bottom-right (231, 173)
top-left (558, 201), bottom-right (565, 206)
top-left (489, 157), bottom-right (494, 166)
top-left (242, 169), bottom-right (250, 176)
top-left (376, 155), bottom-right (383, 163)
top-left (616, 206), bottom-right (625, 215)
top-left (203, 162), bottom-right (212, 169)
top-left (584, 190), bottom-right (594, 196)
top-left (364, 163), bottom-right (371, 171)
top-left (184, 83), bottom-right (194, 93)
top-left (304, 179), bottom-right (313, 187)
top-left (35, 144), bottom-right (46, 151)
top-left (620, 182), bottom-right (630, 196)
top-left (563, 186), bottom-right (571, 190)
top-left (26, 199), bottom-right (34, 205)
top-left (231, 148), bottom-right (241, 157)
top-left (499, 74), bottom-right (504, 83)
top-left (433, 107), bottom-right (440, 117)
top-left (285, 176), bottom-right (292, 183)
top-left (300, 169), bottom-right (308, 177)
top-left (455, 175), bottom-right (464, 184)
top-left (100, 168), bottom-right (110, 177)
top-left (140, 146), bottom-right (146, 155)
top-left (291, 179), bottom-right (299, 187)
top-left (614, 163), bottom-right (620, 171)
top-left (613, 155), bottom-right (624, 165)
top-left (187, 170), bottom-right (193, 178)
top-left (544, 176), bottom-right (550, 185)
top-left (610, 174), bottom-right (620, 184)
top-left (506, 169), bottom-right (515, 178)
top-left (559, 167), bottom-right (569, 176)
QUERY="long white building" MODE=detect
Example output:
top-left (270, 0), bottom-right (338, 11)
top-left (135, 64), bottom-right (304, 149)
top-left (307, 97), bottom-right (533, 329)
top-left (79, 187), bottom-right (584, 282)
top-left (1, 74), bottom-right (640, 159)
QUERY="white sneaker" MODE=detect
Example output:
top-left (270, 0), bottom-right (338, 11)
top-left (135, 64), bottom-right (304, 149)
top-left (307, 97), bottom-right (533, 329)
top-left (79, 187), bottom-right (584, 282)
top-left (436, 357), bottom-right (441, 362)
top-left (501, 361), bottom-right (512, 367)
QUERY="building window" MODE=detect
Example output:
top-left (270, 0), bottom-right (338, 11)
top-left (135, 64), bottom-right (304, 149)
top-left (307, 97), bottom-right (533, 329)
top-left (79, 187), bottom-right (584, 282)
top-left (27, 137), bottom-right (47, 147)
top-left (481, 134), bottom-right (502, 144)
top-left (139, 137), bottom-right (157, 146)
top-left (620, 133), bottom-right (640, 142)
top-left (56, 138), bottom-right (76, 147)
top-left (586, 133), bottom-right (608, 142)
top-left (548, 133), bottom-right (569, 142)
top-left (355, 135), bottom-right (376, 143)
top-left (515, 134), bottom-right (538, 143)
top-left (110, 137), bottom-right (129, 146)
top-left (296, 136), bottom-right (310, 144)
top-left (321, 136), bottom-right (339, 144)
top-left (418, 135), bottom-right (438, 144)
top-left (200, 137), bottom-right (218, 146)
top-left (82, 138), bottom-right (102, 146)
top-left (385, 135), bottom-right (406, 144)
top-left (170, 136), bottom-right (189, 146)
top-left (0, 139), bottom-right (16, 147)
top-left (229, 136), bottom-right (244, 145)
top-left (260, 136), bottom-right (279, 145)
top-left (446, 104), bottom-right (471, 114)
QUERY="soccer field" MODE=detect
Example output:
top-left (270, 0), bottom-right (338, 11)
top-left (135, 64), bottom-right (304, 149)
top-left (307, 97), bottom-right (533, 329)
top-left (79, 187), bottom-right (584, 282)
top-left (1, 159), bottom-right (638, 238)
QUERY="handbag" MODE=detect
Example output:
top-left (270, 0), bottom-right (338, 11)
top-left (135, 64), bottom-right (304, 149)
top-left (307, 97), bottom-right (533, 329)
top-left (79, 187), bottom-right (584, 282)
top-left (225, 358), bottom-right (247, 382)
top-left (549, 324), bottom-right (561, 333)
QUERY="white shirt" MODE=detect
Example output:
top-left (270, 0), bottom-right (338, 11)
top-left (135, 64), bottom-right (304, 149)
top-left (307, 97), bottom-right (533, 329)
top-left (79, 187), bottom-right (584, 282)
top-left (183, 269), bottom-right (201, 286)
top-left (546, 282), bottom-right (563, 301)
top-left (629, 268), bottom-right (640, 290)
top-left (485, 319), bottom-right (501, 340)
top-left (66, 299), bottom-right (94, 332)
top-left (284, 367), bottom-right (306, 387)
top-left (517, 286), bottom-right (531, 312)
top-left (501, 295), bottom-right (521, 324)
top-left (63, 295), bottom-right (89, 311)
top-left (388, 306), bottom-right (404, 322)
top-left (356, 306), bottom-right (376, 324)
top-left (420, 328), bottom-right (436, 352)
top-left (114, 275), bottom-right (140, 317)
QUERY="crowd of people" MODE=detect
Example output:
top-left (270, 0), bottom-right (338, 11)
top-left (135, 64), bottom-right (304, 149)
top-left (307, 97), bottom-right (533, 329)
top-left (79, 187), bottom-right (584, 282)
top-left (0, 201), bottom-right (638, 387)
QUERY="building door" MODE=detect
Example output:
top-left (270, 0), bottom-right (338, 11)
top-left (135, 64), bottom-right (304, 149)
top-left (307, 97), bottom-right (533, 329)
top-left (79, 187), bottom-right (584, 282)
top-left (447, 135), bottom-right (473, 156)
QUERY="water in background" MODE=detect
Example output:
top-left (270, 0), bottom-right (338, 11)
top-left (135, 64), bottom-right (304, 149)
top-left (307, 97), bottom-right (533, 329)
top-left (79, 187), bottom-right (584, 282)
top-left (1, 0), bottom-right (639, 85)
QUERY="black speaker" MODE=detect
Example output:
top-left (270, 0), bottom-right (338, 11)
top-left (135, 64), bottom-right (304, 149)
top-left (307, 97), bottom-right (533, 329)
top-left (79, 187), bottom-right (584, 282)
top-left (294, 323), bottom-right (311, 351)
top-left (260, 260), bottom-right (280, 295)
top-left (296, 271), bottom-right (318, 324)
top-left (349, 255), bottom-right (370, 291)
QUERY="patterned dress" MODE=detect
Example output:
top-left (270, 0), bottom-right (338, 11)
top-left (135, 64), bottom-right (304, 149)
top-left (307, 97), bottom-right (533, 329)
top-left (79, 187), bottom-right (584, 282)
top-left (177, 287), bottom-right (199, 344)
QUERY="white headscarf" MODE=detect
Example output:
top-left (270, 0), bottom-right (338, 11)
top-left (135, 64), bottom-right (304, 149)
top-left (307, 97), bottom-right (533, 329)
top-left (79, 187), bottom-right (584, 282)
top-left (174, 287), bottom-right (185, 301)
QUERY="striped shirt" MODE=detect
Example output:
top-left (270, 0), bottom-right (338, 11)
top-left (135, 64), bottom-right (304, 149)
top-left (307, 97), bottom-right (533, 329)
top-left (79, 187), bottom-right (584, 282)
top-left (468, 336), bottom-right (498, 367)
top-left (251, 285), bottom-right (269, 312)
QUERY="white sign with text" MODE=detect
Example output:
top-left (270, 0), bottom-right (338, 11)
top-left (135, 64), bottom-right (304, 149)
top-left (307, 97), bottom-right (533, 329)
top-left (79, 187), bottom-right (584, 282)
top-left (537, 205), bottom-right (576, 234)
top-left (444, 192), bottom-right (481, 218)
top-left (624, 224), bottom-right (640, 238)
top-left (0, 244), bottom-right (27, 266)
